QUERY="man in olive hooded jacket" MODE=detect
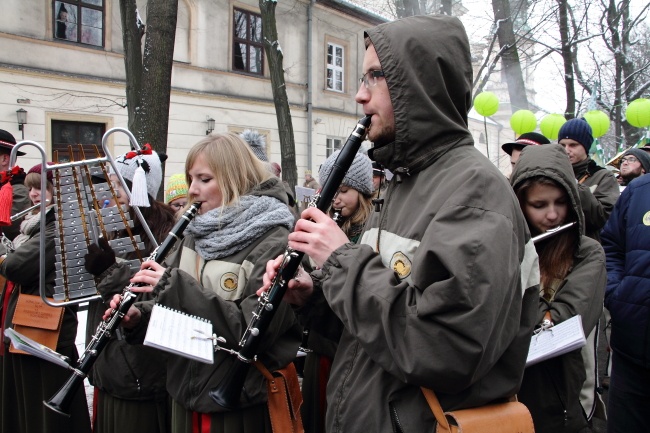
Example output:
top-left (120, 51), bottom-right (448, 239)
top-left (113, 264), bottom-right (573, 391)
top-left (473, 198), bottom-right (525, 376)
top-left (265, 15), bottom-right (539, 432)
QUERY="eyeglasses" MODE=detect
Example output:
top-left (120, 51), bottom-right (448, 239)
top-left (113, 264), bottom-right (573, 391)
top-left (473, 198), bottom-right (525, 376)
top-left (620, 156), bottom-right (639, 165)
top-left (359, 70), bottom-right (385, 89)
top-left (169, 202), bottom-right (187, 210)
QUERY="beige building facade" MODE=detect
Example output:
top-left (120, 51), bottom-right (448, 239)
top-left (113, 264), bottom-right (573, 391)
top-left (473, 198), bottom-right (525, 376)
top-left (0, 0), bottom-right (508, 187)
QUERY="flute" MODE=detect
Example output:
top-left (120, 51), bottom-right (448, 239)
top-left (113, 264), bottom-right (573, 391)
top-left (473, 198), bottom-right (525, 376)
top-left (44, 202), bottom-right (202, 416)
top-left (531, 222), bottom-right (577, 244)
top-left (209, 116), bottom-right (371, 409)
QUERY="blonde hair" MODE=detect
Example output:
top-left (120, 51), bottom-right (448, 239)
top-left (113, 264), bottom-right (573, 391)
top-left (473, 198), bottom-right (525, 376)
top-left (333, 189), bottom-right (373, 239)
top-left (185, 133), bottom-right (271, 207)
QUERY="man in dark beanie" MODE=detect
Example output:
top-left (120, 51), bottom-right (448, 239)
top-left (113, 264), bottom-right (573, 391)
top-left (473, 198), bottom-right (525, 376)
top-left (0, 129), bottom-right (30, 246)
top-left (558, 118), bottom-right (619, 242)
top-left (559, 118), bottom-right (619, 421)
top-left (501, 131), bottom-right (550, 172)
top-left (618, 148), bottom-right (650, 187)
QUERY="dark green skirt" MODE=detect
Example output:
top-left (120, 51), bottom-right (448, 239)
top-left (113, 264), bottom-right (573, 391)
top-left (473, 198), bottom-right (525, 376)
top-left (94, 390), bottom-right (171, 433)
top-left (1, 345), bottom-right (91, 433)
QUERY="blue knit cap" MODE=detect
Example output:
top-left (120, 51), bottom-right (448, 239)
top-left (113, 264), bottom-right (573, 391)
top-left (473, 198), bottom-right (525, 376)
top-left (558, 118), bottom-right (594, 154)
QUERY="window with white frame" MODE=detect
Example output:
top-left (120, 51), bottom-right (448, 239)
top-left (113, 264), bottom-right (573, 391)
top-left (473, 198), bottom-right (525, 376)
top-left (326, 137), bottom-right (343, 157)
top-left (326, 42), bottom-right (344, 92)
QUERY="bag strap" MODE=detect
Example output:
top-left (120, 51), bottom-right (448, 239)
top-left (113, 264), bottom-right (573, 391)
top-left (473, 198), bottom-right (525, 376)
top-left (254, 361), bottom-right (304, 433)
top-left (421, 387), bottom-right (451, 432)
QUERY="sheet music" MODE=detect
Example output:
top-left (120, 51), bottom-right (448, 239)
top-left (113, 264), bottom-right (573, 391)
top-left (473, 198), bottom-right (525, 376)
top-left (4, 328), bottom-right (71, 368)
top-left (526, 314), bottom-right (586, 367)
top-left (144, 304), bottom-right (214, 364)
top-left (295, 186), bottom-right (315, 202)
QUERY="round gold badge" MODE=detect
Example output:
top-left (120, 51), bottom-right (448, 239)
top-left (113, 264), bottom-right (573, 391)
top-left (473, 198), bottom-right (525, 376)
top-left (390, 252), bottom-right (412, 280)
top-left (220, 272), bottom-right (238, 292)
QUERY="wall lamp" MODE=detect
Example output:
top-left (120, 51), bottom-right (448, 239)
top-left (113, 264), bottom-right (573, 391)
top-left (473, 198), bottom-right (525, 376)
top-left (16, 108), bottom-right (27, 139)
top-left (206, 117), bottom-right (215, 135)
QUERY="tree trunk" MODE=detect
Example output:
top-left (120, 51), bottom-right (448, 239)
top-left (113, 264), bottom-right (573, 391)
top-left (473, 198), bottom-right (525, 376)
top-left (396, 0), bottom-right (421, 18)
top-left (491, 0), bottom-right (529, 113)
top-left (259, 0), bottom-right (297, 196)
top-left (137, 0), bottom-right (178, 153)
top-left (119, 0), bottom-right (143, 135)
top-left (557, 0), bottom-right (576, 118)
top-left (439, 0), bottom-right (452, 15)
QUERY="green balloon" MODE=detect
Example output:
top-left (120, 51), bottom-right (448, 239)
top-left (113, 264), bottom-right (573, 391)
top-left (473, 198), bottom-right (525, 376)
top-left (583, 110), bottom-right (610, 138)
top-left (539, 114), bottom-right (567, 140)
top-left (474, 92), bottom-right (499, 117)
top-left (510, 110), bottom-right (537, 135)
top-left (625, 98), bottom-right (650, 128)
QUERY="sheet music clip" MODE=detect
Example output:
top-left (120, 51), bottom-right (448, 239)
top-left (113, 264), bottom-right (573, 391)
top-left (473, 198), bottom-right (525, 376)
top-left (192, 328), bottom-right (217, 342)
top-left (533, 319), bottom-right (554, 343)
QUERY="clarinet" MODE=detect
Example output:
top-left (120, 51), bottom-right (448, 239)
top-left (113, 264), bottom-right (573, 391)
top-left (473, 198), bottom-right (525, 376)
top-left (209, 115), bottom-right (371, 409)
top-left (44, 202), bottom-right (202, 416)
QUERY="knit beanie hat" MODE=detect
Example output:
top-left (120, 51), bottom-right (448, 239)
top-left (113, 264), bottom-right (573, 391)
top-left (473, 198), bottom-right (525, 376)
top-left (319, 150), bottom-right (373, 196)
top-left (239, 129), bottom-right (268, 161)
top-left (622, 148), bottom-right (650, 174)
top-left (112, 145), bottom-right (163, 206)
top-left (165, 173), bottom-right (188, 204)
top-left (28, 162), bottom-right (54, 182)
top-left (558, 118), bottom-right (594, 154)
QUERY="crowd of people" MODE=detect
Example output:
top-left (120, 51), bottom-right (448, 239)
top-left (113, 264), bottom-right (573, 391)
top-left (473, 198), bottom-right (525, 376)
top-left (0, 12), bottom-right (649, 433)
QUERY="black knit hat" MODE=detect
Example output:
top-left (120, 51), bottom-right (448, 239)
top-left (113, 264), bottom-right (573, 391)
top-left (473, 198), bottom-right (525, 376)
top-left (0, 129), bottom-right (26, 156)
top-left (501, 132), bottom-right (550, 156)
top-left (558, 118), bottom-right (594, 154)
top-left (622, 148), bottom-right (650, 174)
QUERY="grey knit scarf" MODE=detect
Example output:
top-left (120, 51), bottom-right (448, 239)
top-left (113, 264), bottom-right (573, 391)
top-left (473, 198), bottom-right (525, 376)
top-left (185, 195), bottom-right (294, 260)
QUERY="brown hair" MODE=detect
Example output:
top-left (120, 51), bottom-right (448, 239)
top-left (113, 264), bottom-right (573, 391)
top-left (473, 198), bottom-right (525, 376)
top-left (515, 176), bottom-right (580, 300)
top-left (185, 133), bottom-right (270, 208)
top-left (24, 172), bottom-right (54, 197)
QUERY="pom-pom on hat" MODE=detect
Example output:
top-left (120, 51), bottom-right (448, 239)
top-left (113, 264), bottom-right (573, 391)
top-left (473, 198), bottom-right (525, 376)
top-left (112, 144), bottom-right (163, 207)
top-left (239, 129), bottom-right (268, 162)
top-left (319, 150), bottom-right (373, 197)
top-left (165, 173), bottom-right (188, 204)
top-left (501, 132), bottom-right (551, 156)
top-left (558, 118), bottom-right (594, 154)
top-left (28, 162), bottom-right (54, 182)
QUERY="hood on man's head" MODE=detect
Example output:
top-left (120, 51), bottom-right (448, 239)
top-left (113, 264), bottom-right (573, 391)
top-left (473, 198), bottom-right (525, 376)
top-left (365, 15), bottom-right (474, 174)
top-left (623, 148), bottom-right (650, 174)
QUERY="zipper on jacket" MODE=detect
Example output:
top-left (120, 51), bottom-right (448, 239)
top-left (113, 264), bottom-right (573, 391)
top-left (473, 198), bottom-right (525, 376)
top-left (389, 403), bottom-right (405, 433)
top-left (119, 345), bottom-right (142, 394)
top-left (376, 175), bottom-right (398, 253)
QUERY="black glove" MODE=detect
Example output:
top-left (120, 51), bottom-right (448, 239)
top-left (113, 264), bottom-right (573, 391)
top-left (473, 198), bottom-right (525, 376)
top-left (84, 237), bottom-right (116, 276)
